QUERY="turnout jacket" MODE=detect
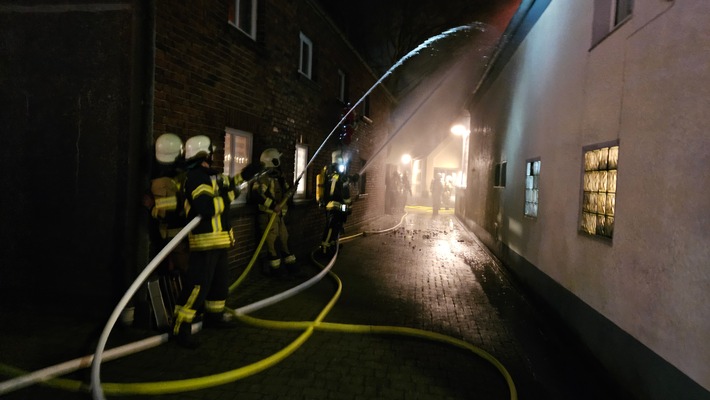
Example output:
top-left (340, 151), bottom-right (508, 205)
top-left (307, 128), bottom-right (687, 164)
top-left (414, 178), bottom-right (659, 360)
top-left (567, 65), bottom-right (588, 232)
top-left (150, 169), bottom-right (187, 240)
top-left (184, 165), bottom-right (245, 251)
top-left (318, 164), bottom-right (352, 212)
top-left (251, 168), bottom-right (291, 216)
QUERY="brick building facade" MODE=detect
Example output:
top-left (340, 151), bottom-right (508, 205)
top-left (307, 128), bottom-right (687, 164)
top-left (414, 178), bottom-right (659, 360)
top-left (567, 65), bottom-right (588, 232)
top-left (152, 0), bottom-right (394, 272)
top-left (0, 0), bottom-right (394, 315)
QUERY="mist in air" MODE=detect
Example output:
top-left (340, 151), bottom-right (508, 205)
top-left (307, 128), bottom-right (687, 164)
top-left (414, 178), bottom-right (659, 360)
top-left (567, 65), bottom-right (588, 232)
top-left (357, 21), bottom-right (503, 174)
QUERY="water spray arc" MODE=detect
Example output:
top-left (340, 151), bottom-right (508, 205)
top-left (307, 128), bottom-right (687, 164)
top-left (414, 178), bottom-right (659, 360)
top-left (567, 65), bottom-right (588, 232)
top-left (299, 24), bottom-right (476, 185)
top-left (0, 24), bottom-right (506, 400)
top-left (357, 60), bottom-right (460, 176)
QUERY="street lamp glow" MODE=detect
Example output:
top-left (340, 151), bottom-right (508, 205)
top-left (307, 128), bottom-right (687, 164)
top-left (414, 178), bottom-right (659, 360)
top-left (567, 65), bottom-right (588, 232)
top-left (450, 124), bottom-right (469, 136)
top-left (401, 154), bottom-right (412, 165)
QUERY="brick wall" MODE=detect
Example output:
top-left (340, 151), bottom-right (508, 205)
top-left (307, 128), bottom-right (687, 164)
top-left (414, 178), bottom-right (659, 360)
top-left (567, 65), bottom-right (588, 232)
top-left (154, 0), bottom-right (394, 272)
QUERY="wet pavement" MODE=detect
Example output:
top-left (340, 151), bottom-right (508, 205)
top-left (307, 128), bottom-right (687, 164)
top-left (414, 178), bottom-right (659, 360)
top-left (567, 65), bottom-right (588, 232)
top-left (0, 207), bottom-right (631, 399)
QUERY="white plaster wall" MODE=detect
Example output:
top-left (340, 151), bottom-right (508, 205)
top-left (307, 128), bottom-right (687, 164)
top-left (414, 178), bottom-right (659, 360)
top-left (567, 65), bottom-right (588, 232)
top-left (473, 0), bottom-right (710, 389)
top-left (610, 0), bottom-right (710, 388)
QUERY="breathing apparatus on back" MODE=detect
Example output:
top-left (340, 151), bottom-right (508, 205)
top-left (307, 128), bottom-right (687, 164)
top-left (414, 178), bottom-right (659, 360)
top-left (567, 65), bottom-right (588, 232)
top-left (317, 149), bottom-right (359, 206)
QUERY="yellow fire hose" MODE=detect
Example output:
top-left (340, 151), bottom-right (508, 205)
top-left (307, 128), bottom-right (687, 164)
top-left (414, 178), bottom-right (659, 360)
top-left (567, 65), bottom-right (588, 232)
top-left (0, 212), bottom-right (517, 400)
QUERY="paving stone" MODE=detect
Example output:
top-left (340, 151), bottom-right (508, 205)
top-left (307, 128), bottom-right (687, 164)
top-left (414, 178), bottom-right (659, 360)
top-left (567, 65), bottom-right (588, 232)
top-left (0, 209), bottom-right (631, 400)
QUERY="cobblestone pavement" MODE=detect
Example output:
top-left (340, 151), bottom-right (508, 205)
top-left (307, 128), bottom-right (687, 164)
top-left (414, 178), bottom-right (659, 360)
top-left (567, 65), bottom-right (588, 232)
top-left (0, 207), bottom-right (630, 399)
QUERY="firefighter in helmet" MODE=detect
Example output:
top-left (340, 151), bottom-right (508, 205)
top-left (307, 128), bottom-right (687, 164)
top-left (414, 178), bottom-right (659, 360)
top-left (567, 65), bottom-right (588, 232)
top-left (317, 150), bottom-right (358, 256)
top-left (171, 135), bottom-right (262, 348)
top-left (251, 148), bottom-right (298, 278)
top-left (146, 133), bottom-right (189, 274)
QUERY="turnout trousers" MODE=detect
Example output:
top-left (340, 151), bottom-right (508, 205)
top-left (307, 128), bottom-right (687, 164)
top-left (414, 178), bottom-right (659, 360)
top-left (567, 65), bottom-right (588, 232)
top-left (172, 248), bottom-right (229, 335)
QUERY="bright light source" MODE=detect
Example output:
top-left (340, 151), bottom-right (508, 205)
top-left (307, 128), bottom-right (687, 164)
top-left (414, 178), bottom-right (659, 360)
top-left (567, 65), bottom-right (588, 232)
top-left (401, 154), bottom-right (412, 164)
top-left (450, 124), bottom-right (469, 136)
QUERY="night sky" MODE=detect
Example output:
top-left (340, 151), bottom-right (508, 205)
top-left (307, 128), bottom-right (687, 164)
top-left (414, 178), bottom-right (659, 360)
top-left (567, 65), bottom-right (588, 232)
top-left (316, 0), bottom-right (521, 77)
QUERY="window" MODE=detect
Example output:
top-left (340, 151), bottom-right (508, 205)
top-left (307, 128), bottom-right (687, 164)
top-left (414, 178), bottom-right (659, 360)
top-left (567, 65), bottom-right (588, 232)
top-left (337, 69), bottom-right (347, 103)
top-left (592, 0), bottom-right (633, 45)
top-left (524, 159), bottom-right (541, 218)
top-left (494, 162), bottom-right (507, 187)
top-left (459, 131), bottom-right (469, 188)
top-left (294, 144), bottom-right (308, 199)
top-left (224, 128), bottom-right (253, 203)
top-left (358, 158), bottom-right (367, 195)
top-left (580, 143), bottom-right (618, 239)
top-left (361, 95), bottom-right (370, 119)
top-left (299, 32), bottom-right (313, 79)
top-left (228, 0), bottom-right (257, 39)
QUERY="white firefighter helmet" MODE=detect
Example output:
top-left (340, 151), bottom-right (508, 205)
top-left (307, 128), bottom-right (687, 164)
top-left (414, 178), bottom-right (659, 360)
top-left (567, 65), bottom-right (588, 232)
top-left (260, 148), bottom-right (282, 168)
top-left (155, 133), bottom-right (183, 164)
top-left (185, 135), bottom-right (213, 161)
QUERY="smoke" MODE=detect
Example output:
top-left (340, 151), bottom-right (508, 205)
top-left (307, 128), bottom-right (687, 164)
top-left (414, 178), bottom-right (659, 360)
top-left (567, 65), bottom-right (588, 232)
top-left (364, 21), bottom-right (501, 170)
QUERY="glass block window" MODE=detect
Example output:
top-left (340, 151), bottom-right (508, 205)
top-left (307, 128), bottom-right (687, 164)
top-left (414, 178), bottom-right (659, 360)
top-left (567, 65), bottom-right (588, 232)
top-left (525, 159), bottom-right (541, 217)
top-left (580, 144), bottom-right (618, 238)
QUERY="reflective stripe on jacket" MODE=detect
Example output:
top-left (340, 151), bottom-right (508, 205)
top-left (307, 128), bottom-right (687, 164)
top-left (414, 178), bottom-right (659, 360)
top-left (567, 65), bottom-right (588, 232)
top-left (184, 166), bottom-right (244, 251)
top-left (251, 170), bottom-right (289, 216)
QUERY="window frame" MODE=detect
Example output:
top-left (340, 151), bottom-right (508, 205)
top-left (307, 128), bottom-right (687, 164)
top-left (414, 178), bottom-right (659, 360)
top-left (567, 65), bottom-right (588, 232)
top-left (299, 32), bottom-right (313, 79)
top-left (337, 69), bottom-right (347, 103)
top-left (358, 158), bottom-right (367, 195)
top-left (361, 95), bottom-right (370, 119)
top-left (294, 144), bottom-right (308, 199)
top-left (579, 141), bottom-right (619, 239)
top-left (223, 127), bottom-right (253, 204)
top-left (591, 0), bottom-right (633, 46)
top-left (494, 161), bottom-right (507, 188)
top-left (524, 158), bottom-right (541, 218)
top-left (459, 132), bottom-right (469, 189)
top-left (228, 0), bottom-right (258, 40)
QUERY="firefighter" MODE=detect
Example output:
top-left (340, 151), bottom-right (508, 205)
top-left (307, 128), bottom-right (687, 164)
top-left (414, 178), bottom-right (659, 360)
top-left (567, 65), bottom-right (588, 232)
top-left (317, 150), bottom-right (357, 256)
top-left (171, 135), bottom-right (261, 348)
top-left (146, 133), bottom-right (189, 274)
top-left (251, 148), bottom-right (298, 278)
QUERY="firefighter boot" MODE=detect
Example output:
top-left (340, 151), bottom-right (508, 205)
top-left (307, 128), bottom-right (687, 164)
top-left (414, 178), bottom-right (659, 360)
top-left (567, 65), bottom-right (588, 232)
top-left (204, 312), bottom-right (238, 329)
top-left (175, 323), bottom-right (199, 349)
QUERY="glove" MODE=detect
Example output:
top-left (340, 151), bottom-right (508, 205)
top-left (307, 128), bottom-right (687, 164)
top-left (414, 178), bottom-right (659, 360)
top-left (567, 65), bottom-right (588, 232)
top-left (240, 161), bottom-right (264, 181)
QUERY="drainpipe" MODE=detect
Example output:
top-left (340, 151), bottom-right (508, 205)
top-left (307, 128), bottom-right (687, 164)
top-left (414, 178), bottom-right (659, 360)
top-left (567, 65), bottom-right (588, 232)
top-left (120, 0), bottom-right (155, 323)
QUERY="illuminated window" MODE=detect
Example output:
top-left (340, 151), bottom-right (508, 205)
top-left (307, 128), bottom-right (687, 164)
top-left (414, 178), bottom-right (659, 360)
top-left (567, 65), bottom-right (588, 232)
top-left (228, 0), bottom-right (257, 39)
top-left (494, 161), bottom-right (507, 187)
top-left (299, 32), bottom-right (313, 79)
top-left (592, 0), bottom-right (633, 45)
top-left (580, 143), bottom-right (618, 239)
top-left (294, 144), bottom-right (308, 198)
top-left (525, 159), bottom-right (540, 218)
top-left (460, 132), bottom-right (469, 188)
top-left (224, 128), bottom-right (253, 203)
